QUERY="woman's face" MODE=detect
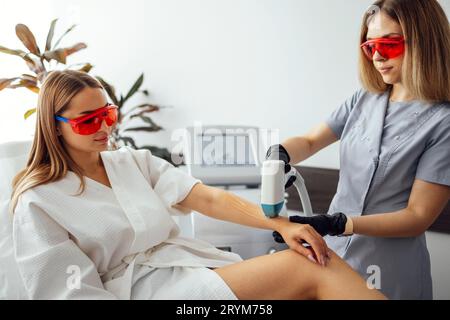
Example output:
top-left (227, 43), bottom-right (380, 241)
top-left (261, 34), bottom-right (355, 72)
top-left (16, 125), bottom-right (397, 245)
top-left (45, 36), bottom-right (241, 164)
top-left (366, 12), bottom-right (404, 85)
top-left (57, 87), bottom-right (113, 154)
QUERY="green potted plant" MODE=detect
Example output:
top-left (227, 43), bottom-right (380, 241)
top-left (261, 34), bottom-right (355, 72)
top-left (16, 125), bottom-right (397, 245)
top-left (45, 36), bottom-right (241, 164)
top-left (0, 19), bottom-right (91, 118)
top-left (0, 19), bottom-right (173, 163)
top-left (96, 74), bottom-right (173, 163)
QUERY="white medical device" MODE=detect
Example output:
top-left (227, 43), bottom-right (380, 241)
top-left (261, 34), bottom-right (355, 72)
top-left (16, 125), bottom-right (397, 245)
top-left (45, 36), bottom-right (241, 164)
top-left (180, 126), bottom-right (288, 259)
top-left (261, 160), bottom-right (313, 218)
top-left (183, 125), bottom-right (261, 186)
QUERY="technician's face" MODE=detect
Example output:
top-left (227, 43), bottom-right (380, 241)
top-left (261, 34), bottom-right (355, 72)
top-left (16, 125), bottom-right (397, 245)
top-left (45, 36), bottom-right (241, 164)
top-left (366, 12), bottom-right (405, 85)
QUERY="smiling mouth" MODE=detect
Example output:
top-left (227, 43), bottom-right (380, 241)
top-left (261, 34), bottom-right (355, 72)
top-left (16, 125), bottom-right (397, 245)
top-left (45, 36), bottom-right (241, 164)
top-left (378, 66), bottom-right (393, 73)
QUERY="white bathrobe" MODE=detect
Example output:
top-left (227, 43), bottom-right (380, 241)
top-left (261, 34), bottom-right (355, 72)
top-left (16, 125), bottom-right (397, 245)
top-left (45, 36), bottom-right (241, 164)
top-left (13, 146), bottom-right (242, 300)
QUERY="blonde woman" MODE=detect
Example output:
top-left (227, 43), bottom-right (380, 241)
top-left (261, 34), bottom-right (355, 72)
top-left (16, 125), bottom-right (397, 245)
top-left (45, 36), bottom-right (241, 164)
top-left (10, 70), bottom-right (385, 300)
top-left (270, 0), bottom-right (450, 299)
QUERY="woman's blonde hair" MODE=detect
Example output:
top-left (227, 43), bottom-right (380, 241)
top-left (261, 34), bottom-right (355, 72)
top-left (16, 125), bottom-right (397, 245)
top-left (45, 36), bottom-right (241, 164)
top-left (10, 70), bottom-right (104, 213)
top-left (359, 0), bottom-right (450, 103)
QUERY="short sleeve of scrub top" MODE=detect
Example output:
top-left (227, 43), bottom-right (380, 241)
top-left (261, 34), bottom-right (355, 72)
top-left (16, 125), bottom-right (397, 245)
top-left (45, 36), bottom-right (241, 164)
top-left (325, 89), bottom-right (365, 139)
top-left (415, 113), bottom-right (450, 187)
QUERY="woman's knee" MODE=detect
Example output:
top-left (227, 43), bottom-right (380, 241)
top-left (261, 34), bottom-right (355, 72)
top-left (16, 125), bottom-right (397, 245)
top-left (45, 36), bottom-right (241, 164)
top-left (272, 249), bottom-right (323, 297)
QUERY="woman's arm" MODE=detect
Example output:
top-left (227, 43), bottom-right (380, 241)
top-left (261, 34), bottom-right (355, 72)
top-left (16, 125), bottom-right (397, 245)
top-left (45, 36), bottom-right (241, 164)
top-left (282, 122), bottom-right (338, 164)
top-left (282, 180), bottom-right (450, 239)
top-left (351, 179), bottom-right (450, 237)
top-left (179, 183), bottom-right (330, 266)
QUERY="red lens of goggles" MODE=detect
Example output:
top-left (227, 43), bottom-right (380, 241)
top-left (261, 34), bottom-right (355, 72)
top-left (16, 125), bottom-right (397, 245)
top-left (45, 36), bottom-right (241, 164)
top-left (361, 37), bottom-right (405, 60)
top-left (69, 104), bottom-right (118, 135)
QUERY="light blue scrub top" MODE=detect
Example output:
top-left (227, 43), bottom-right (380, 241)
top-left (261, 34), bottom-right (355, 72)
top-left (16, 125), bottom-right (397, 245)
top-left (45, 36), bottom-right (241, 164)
top-left (325, 88), bottom-right (450, 300)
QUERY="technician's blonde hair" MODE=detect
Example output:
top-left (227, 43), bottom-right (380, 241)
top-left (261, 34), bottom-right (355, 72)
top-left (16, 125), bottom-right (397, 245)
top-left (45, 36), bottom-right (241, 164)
top-left (359, 0), bottom-right (450, 103)
top-left (10, 70), bottom-right (104, 214)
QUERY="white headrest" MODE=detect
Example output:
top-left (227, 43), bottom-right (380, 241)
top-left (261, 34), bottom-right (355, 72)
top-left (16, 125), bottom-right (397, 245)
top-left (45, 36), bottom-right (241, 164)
top-left (0, 140), bottom-right (32, 202)
top-left (0, 140), bottom-right (32, 299)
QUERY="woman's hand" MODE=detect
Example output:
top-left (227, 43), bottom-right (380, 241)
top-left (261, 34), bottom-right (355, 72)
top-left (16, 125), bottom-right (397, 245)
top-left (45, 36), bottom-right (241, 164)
top-left (274, 218), bottom-right (330, 266)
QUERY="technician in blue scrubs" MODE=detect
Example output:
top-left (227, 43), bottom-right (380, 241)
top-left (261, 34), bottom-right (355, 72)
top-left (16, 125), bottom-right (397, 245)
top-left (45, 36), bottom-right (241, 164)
top-left (269, 0), bottom-right (450, 299)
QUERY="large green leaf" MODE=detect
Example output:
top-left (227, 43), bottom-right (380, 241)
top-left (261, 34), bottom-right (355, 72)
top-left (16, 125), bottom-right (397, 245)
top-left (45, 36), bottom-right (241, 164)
top-left (15, 24), bottom-right (41, 55)
top-left (96, 76), bottom-right (119, 106)
top-left (123, 74), bottom-right (144, 103)
top-left (124, 126), bottom-right (162, 133)
top-left (129, 114), bottom-right (162, 129)
top-left (45, 19), bottom-right (58, 52)
top-left (123, 103), bottom-right (160, 118)
top-left (119, 95), bottom-right (124, 108)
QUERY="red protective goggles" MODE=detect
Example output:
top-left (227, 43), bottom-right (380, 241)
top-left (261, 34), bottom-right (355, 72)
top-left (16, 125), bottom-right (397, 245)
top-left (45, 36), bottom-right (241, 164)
top-left (55, 104), bottom-right (118, 135)
top-left (361, 36), bottom-right (405, 60)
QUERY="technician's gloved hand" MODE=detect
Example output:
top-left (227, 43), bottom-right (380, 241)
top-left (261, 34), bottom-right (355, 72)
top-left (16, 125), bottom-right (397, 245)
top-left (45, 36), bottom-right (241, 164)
top-left (274, 217), bottom-right (330, 266)
top-left (273, 213), bottom-right (349, 244)
top-left (266, 144), bottom-right (296, 189)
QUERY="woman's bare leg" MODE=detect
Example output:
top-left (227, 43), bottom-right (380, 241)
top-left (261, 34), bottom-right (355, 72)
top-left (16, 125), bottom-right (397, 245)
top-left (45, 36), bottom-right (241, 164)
top-left (214, 249), bottom-right (386, 300)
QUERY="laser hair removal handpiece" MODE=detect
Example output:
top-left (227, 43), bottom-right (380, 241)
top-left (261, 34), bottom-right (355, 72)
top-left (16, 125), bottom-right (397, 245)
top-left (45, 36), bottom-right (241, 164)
top-left (261, 160), bottom-right (313, 218)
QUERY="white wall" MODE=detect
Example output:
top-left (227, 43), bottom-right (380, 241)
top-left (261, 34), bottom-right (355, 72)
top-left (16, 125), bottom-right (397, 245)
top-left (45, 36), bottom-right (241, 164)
top-left (1, 0), bottom-right (449, 299)
top-left (1, 0), bottom-right (373, 168)
top-left (2, 0), bottom-right (449, 167)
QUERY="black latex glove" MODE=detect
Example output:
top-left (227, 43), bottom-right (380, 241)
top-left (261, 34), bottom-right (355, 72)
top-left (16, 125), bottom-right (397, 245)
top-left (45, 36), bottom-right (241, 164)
top-left (266, 144), bottom-right (296, 189)
top-left (273, 213), bottom-right (348, 244)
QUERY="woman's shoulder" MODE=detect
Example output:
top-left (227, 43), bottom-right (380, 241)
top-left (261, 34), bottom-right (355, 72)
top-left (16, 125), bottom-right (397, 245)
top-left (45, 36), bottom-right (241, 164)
top-left (357, 87), bottom-right (392, 101)
top-left (427, 100), bottom-right (450, 124)
top-left (347, 87), bottom-right (385, 105)
top-left (13, 185), bottom-right (71, 231)
top-left (18, 182), bottom-right (57, 202)
top-left (15, 174), bottom-right (78, 210)
top-left (434, 102), bottom-right (450, 128)
top-left (13, 173), bottom-right (85, 225)
top-left (341, 87), bottom-right (383, 113)
top-left (13, 187), bottom-right (47, 223)
top-left (437, 101), bottom-right (450, 115)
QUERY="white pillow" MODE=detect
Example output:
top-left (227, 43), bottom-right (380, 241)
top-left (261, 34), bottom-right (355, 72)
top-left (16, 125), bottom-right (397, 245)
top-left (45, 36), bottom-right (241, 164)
top-left (0, 140), bottom-right (32, 300)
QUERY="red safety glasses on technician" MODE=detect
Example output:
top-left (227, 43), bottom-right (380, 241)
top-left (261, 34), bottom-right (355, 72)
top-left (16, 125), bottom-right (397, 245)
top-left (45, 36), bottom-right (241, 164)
top-left (360, 36), bottom-right (405, 60)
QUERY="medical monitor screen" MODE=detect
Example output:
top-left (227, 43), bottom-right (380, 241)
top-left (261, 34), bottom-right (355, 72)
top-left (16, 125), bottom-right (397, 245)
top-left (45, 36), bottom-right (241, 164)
top-left (197, 133), bottom-right (256, 167)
